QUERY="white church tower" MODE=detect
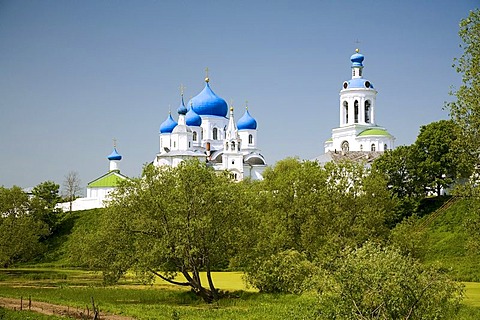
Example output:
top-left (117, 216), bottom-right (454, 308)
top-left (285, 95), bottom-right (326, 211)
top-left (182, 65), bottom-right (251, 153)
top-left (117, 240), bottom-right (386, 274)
top-left (222, 107), bottom-right (244, 181)
top-left (324, 49), bottom-right (395, 153)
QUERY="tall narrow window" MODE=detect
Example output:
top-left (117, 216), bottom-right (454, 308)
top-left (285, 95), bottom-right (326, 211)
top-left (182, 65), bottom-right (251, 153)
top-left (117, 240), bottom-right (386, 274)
top-left (248, 134), bottom-right (253, 144)
top-left (193, 131), bottom-right (197, 141)
top-left (231, 141), bottom-right (235, 151)
top-left (343, 101), bottom-right (349, 124)
top-left (371, 144), bottom-right (376, 151)
top-left (384, 144), bottom-right (388, 151)
top-left (225, 142), bottom-right (229, 149)
top-left (213, 128), bottom-right (218, 140)
top-left (365, 100), bottom-right (371, 123)
top-left (354, 100), bottom-right (359, 123)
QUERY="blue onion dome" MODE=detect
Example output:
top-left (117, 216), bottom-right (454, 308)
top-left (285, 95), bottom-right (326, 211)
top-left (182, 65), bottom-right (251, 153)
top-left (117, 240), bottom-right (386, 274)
top-left (237, 108), bottom-right (257, 130)
top-left (186, 105), bottom-right (202, 126)
top-left (177, 96), bottom-right (188, 115)
top-left (107, 147), bottom-right (122, 161)
top-left (350, 49), bottom-right (364, 67)
top-left (159, 113), bottom-right (178, 133)
top-left (187, 79), bottom-right (228, 117)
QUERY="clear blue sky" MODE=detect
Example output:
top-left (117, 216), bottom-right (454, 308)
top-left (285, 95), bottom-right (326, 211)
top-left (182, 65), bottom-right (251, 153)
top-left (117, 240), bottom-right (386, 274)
top-left (0, 0), bottom-right (477, 190)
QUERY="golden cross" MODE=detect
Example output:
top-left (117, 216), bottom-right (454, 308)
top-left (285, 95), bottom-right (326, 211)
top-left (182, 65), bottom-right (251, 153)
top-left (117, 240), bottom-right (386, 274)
top-left (245, 100), bottom-right (249, 110)
top-left (205, 67), bottom-right (209, 78)
top-left (113, 138), bottom-right (117, 148)
top-left (179, 84), bottom-right (186, 96)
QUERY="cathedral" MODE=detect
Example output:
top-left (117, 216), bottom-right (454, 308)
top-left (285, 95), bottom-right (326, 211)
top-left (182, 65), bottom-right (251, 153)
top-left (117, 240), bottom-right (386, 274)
top-left (153, 76), bottom-right (267, 181)
top-left (59, 49), bottom-right (395, 211)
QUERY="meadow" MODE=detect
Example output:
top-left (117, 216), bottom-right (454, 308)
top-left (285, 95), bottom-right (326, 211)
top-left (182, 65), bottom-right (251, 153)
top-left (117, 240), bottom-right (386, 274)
top-left (0, 268), bottom-right (479, 319)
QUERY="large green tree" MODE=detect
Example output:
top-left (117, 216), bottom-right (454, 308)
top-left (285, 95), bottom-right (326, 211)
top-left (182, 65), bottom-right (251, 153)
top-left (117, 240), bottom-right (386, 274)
top-left (241, 158), bottom-right (396, 292)
top-left (413, 120), bottom-right (459, 196)
top-left (0, 186), bottom-right (49, 267)
top-left (77, 160), bottom-right (245, 303)
top-left (447, 9), bottom-right (480, 175)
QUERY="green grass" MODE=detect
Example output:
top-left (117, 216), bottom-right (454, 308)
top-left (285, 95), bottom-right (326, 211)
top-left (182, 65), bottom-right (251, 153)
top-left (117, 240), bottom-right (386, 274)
top-left (0, 268), bottom-right (479, 320)
top-left (422, 197), bottom-right (480, 281)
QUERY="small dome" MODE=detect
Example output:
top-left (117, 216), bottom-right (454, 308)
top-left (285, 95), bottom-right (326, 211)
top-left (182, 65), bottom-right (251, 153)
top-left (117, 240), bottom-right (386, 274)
top-left (177, 96), bottom-right (188, 115)
top-left (351, 50), bottom-right (365, 67)
top-left (358, 128), bottom-right (392, 137)
top-left (188, 81), bottom-right (228, 117)
top-left (186, 106), bottom-right (202, 127)
top-left (107, 147), bottom-right (122, 161)
top-left (237, 109), bottom-right (257, 130)
top-left (159, 113), bottom-right (178, 133)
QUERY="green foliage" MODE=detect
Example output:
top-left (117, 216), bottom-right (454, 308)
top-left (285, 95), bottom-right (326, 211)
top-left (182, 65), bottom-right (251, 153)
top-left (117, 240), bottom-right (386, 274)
top-left (76, 160), bottom-right (245, 302)
top-left (389, 215), bottom-right (427, 259)
top-left (315, 242), bottom-right (464, 320)
top-left (244, 249), bottom-right (317, 294)
top-left (0, 186), bottom-right (49, 267)
top-left (447, 9), bottom-right (480, 176)
top-left (413, 120), bottom-right (459, 196)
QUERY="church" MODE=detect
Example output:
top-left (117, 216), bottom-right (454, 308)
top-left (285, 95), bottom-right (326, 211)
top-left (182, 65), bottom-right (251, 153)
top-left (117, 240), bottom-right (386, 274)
top-left (316, 49), bottom-right (395, 164)
top-left (153, 76), bottom-right (267, 181)
top-left (59, 49), bottom-right (395, 211)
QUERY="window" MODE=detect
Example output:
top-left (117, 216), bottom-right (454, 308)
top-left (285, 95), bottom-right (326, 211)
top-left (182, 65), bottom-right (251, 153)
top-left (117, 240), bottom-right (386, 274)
top-left (213, 128), bottom-right (218, 140)
top-left (238, 142), bottom-right (241, 151)
top-left (225, 142), bottom-right (229, 149)
top-left (341, 141), bottom-right (349, 152)
top-left (359, 69), bottom-right (362, 77)
top-left (248, 134), bottom-right (253, 144)
top-left (353, 69), bottom-right (356, 77)
top-left (360, 144), bottom-right (363, 151)
top-left (343, 101), bottom-right (349, 124)
top-left (365, 100), bottom-right (371, 123)
top-left (188, 142), bottom-right (191, 148)
top-left (371, 144), bottom-right (376, 151)
top-left (384, 144), bottom-right (388, 151)
top-left (231, 141), bottom-right (235, 151)
top-left (193, 131), bottom-right (197, 141)
top-left (354, 100), bottom-right (359, 123)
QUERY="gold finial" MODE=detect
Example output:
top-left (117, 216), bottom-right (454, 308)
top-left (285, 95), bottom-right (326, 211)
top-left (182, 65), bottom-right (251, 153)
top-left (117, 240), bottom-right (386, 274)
top-left (205, 67), bottom-right (209, 82)
top-left (230, 107), bottom-right (234, 112)
top-left (355, 48), bottom-right (359, 53)
top-left (168, 105), bottom-right (171, 114)
top-left (179, 84), bottom-right (186, 96)
top-left (113, 138), bottom-right (117, 148)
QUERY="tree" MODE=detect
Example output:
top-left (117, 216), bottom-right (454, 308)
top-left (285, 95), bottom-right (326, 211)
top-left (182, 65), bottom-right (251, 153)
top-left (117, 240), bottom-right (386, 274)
top-left (413, 120), bottom-right (459, 196)
top-left (315, 243), bottom-right (464, 319)
top-left (240, 158), bottom-right (397, 292)
top-left (79, 160), bottom-right (244, 303)
top-left (63, 171), bottom-right (81, 213)
top-left (0, 186), bottom-right (49, 267)
top-left (446, 9), bottom-right (480, 175)
top-left (31, 180), bottom-right (63, 233)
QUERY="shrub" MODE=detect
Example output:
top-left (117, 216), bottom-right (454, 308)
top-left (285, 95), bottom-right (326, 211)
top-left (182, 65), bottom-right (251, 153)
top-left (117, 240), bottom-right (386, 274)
top-left (315, 243), bottom-right (464, 319)
top-left (244, 249), bottom-right (317, 294)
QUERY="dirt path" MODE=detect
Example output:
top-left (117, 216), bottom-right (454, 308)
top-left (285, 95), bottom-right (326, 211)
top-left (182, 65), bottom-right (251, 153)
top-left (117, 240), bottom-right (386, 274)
top-left (0, 297), bottom-right (135, 319)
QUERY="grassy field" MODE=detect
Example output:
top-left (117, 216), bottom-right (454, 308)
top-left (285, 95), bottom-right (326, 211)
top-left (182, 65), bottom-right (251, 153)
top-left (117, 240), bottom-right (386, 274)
top-left (0, 268), bottom-right (479, 319)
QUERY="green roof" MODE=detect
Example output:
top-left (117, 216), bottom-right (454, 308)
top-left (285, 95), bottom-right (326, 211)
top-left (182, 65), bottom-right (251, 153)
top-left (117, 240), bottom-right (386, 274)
top-left (358, 128), bottom-right (392, 137)
top-left (88, 171), bottom-right (128, 188)
top-left (325, 138), bottom-right (333, 142)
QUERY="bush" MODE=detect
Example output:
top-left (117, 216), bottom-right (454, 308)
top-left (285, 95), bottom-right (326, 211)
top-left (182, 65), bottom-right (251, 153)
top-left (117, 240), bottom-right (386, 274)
top-left (315, 243), bottom-right (464, 319)
top-left (244, 249), bottom-right (317, 294)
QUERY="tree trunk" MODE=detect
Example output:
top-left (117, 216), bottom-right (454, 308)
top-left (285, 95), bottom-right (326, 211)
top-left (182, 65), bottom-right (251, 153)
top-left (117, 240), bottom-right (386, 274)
top-left (182, 270), bottom-right (216, 303)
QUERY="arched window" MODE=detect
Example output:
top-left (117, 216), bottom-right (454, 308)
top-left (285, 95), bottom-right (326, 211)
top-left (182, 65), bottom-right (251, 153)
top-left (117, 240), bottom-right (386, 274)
top-left (213, 128), bottom-right (218, 140)
top-left (248, 134), bottom-right (253, 144)
top-left (341, 141), bottom-right (349, 152)
top-left (371, 144), bottom-right (376, 151)
top-left (384, 144), bottom-right (388, 151)
top-left (238, 142), bottom-right (241, 151)
top-left (193, 131), bottom-right (197, 141)
top-left (231, 141), bottom-right (235, 151)
top-left (360, 144), bottom-right (363, 151)
top-left (225, 142), bottom-right (229, 149)
top-left (365, 100), bottom-right (371, 123)
top-left (354, 100), bottom-right (359, 123)
top-left (343, 101), bottom-right (349, 124)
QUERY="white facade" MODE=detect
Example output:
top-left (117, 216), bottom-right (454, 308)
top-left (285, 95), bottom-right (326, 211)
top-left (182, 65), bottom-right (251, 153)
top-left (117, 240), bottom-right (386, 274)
top-left (325, 50), bottom-right (395, 153)
top-left (154, 78), bottom-right (267, 180)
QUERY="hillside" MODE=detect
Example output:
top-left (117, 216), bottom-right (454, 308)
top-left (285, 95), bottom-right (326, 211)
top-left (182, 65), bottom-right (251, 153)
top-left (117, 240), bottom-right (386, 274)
top-left (420, 197), bottom-right (480, 281)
